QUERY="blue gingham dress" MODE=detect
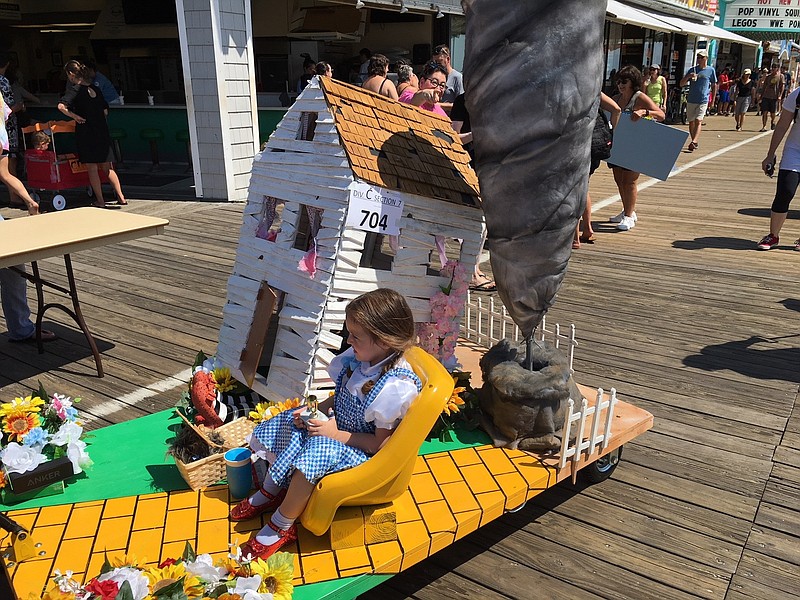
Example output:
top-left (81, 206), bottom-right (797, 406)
top-left (252, 355), bottom-right (422, 487)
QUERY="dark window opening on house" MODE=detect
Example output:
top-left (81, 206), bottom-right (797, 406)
top-left (297, 111), bottom-right (318, 141)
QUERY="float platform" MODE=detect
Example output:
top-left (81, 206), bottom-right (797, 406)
top-left (4, 386), bottom-right (652, 599)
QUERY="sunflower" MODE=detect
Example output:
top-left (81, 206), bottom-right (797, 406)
top-left (212, 367), bottom-right (236, 393)
top-left (107, 553), bottom-right (142, 568)
top-left (145, 561), bottom-right (204, 598)
top-left (0, 470), bottom-right (6, 490)
top-left (443, 385), bottom-right (466, 416)
top-left (0, 395), bottom-right (45, 418)
top-left (248, 402), bottom-right (272, 423)
top-left (40, 587), bottom-right (75, 600)
top-left (248, 398), bottom-right (303, 424)
top-left (3, 409), bottom-right (41, 442)
top-left (248, 553), bottom-right (294, 600)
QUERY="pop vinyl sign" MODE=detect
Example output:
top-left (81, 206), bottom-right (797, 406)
top-left (722, 0), bottom-right (800, 32)
top-left (346, 181), bottom-right (404, 235)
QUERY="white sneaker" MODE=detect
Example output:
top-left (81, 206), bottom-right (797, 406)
top-left (610, 210), bottom-right (637, 223)
top-left (617, 215), bottom-right (636, 231)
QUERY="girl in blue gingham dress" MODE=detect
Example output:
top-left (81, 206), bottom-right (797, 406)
top-left (234, 289), bottom-right (421, 561)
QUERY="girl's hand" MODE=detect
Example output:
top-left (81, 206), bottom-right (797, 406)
top-left (631, 108), bottom-right (647, 121)
top-left (73, 114), bottom-right (86, 124)
top-left (307, 416), bottom-right (339, 439)
top-left (292, 407), bottom-right (306, 429)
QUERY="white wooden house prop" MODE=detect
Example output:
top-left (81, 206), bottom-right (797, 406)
top-left (215, 76), bottom-right (484, 402)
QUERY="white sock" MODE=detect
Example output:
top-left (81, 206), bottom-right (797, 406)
top-left (255, 508), bottom-right (295, 545)
top-left (247, 473), bottom-right (281, 507)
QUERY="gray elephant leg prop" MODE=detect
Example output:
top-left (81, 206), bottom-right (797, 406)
top-left (463, 0), bottom-right (605, 448)
top-left (463, 0), bottom-right (605, 369)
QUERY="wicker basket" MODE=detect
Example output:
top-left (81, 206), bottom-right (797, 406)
top-left (173, 411), bottom-right (256, 491)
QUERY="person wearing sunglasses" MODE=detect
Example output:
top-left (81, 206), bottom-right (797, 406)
top-left (608, 65), bottom-right (664, 232)
top-left (398, 62), bottom-right (448, 118)
top-left (644, 64), bottom-right (667, 114)
top-left (432, 44), bottom-right (463, 114)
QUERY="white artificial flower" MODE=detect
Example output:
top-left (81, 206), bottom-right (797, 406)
top-left (185, 553), bottom-right (226, 582)
top-left (195, 355), bottom-right (223, 375)
top-left (66, 439), bottom-right (92, 474)
top-left (0, 442), bottom-right (47, 474)
top-left (97, 567), bottom-right (150, 600)
top-left (50, 421), bottom-right (83, 446)
top-left (52, 569), bottom-right (83, 594)
top-left (233, 575), bottom-right (272, 600)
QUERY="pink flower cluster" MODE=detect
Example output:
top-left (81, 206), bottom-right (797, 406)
top-left (417, 260), bottom-right (470, 370)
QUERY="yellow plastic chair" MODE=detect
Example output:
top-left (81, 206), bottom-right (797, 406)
top-left (300, 346), bottom-right (454, 536)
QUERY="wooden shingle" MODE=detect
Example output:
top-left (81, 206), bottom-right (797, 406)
top-left (319, 77), bottom-right (480, 206)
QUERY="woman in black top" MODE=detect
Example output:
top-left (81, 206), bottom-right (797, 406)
top-left (58, 60), bottom-right (126, 207)
top-left (734, 69), bottom-right (757, 132)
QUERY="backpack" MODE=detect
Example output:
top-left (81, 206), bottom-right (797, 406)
top-left (591, 106), bottom-right (613, 161)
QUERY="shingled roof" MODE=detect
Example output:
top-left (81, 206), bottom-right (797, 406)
top-left (319, 77), bottom-right (481, 207)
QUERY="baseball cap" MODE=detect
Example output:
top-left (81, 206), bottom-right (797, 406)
top-left (651, 64), bottom-right (660, 70)
top-left (744, 68), bottom-right (752, 74)
top-left (696, 49), bottom-right (708, 57)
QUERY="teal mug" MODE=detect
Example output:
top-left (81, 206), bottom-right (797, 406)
top-left (225, 448), bottom-right (253, 500)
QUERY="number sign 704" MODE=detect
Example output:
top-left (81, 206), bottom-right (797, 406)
top-left (360, 210), bottom-right (389, 231)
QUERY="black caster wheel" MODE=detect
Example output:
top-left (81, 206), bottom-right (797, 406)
top-left (581, 445), bottom-right (623, 483)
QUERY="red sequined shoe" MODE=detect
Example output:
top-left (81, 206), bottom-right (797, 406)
top-left (240, 522), bottom-right (297, 560)
top-left (229, 488), bottom-right (286, 521)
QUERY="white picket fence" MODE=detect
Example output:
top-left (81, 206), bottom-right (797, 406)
top-left (463, 292), bottom-right (578, 373)
top-left (557, 388), bottom-right (618, 470)
top-left (462, 291), bottom-right (616, 469)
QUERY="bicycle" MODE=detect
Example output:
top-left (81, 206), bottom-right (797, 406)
top-left (666, 85), bottom-right (689, 124)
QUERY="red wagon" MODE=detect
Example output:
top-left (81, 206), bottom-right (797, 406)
top-left (22, 120), bottom-right (109, 211)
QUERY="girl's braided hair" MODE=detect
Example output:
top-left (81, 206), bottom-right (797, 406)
top-left (345, 288), bottom-right (416, 394)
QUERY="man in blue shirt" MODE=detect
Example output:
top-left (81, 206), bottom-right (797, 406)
top-left (85, 60), bottom-right (121, 105)
top-left (680, 49), bottom-right (717, 152)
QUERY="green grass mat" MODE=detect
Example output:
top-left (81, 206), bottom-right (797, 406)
top-left (1, 410), bottom-right (490, 512)
top-left (1, 410), bottom-right (187, 511)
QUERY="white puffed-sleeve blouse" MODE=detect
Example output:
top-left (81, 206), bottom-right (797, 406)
top-left (327, 348), bottom-right (419, 430)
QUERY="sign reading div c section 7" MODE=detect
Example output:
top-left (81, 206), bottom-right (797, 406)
top-left (721, 0), bottom-right (800, 33)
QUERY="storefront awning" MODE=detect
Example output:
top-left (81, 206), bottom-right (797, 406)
top-left (606, 0), bottom-right (679, 34)
top-left (650, 12), bottom-right (760, 47)
top-left (607, 1), bottom-right (760, 47)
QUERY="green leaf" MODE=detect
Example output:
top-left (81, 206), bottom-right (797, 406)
top-left (181, 541), bottom-right (196, 562)
top-left (115, 580), bottom-right (136, 600)
top-left (153, 577), bottom-right (188, 599)
top-left (37, 381), bottom-right (48, 402)
top-left (100, 552), bottom-right (113, 574)
top-left (439, 426), bottom-right (455, 443)
top-left (207, 583), bottom-right (229, 598)
top-left (192, 350), bottom-right (207, 369)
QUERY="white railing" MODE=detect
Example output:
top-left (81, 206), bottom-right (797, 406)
top-left (558, 388), bottom-right (617, 470)
top-left (462, 291), bottom-right (614, 469)
top-left (463, 291), bottom-right (578, 372)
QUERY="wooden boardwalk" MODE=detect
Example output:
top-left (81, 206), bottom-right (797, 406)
top-left (2, 115), bottom-right (799, 599)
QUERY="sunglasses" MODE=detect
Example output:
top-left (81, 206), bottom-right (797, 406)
top-left (425, 77), bottom-right (447, 90)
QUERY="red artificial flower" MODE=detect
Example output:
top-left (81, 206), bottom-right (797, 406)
top-left (85, 578), bottom-right (119, 599)
top-left (158, 557), bottom-right (178, 568)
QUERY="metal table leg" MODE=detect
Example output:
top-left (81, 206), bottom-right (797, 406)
top-left (20, 255), bottom-right (104, 377)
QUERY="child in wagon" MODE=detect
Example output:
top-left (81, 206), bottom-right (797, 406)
top-left (28, 130), bottom-right (53, 156)
top-left (231, 288), bottom-right (422, 560)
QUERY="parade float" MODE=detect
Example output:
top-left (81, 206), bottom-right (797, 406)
top-left (1, 2), bottom-right (652, 598)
